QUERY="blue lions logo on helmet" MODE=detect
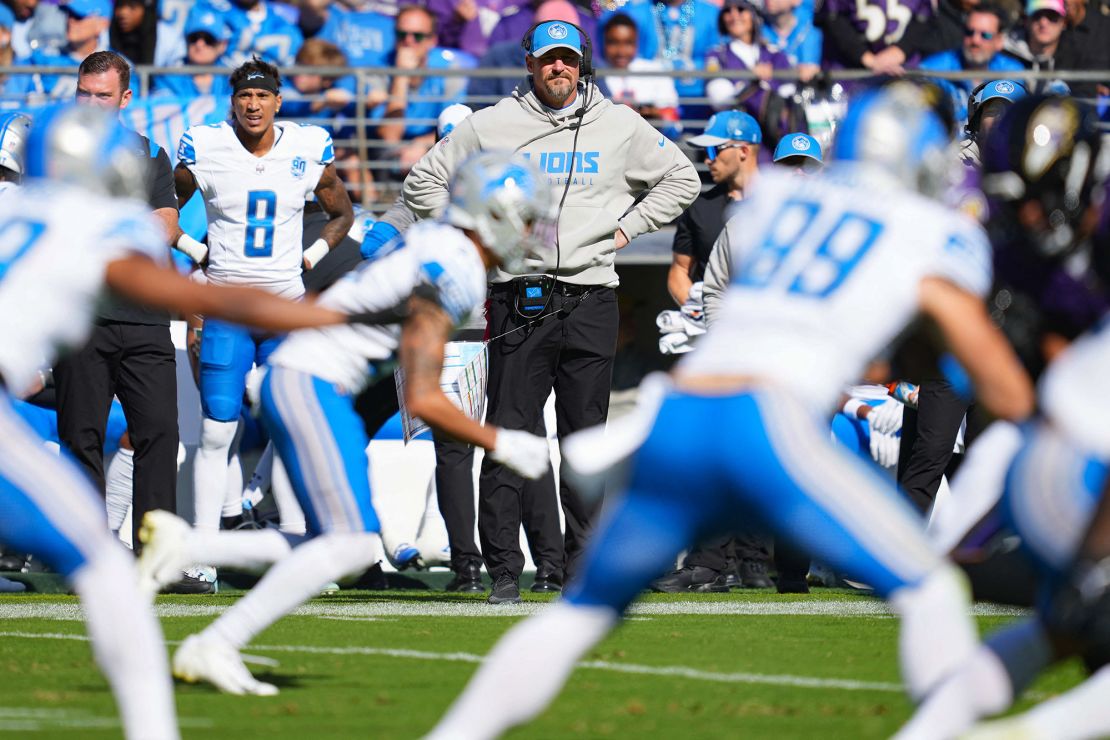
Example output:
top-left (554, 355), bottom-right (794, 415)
top-left (548, 23), bottom-right (568, 39)
top-left (791, 135), bottom-right (811, 151)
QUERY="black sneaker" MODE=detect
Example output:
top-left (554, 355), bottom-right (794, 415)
top-left (649, 565), bottom-right (729, 593)
top-left (738, 560), bottom-right (774, 589)
top-left (166, 571), bottom-right (215, 595)
top-left (776, 578), bottom-right (810, 594)
top-left (487, 574), bottom-right (521, 604)
top-left (445, 563), bottom-right (485, 593)
top-left (530, 563), bottom-right (563, 593)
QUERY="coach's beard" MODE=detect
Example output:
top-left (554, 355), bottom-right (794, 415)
top-left (541, 74), bottom-right (575, 107)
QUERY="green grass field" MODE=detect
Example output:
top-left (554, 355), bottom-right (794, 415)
top-left (0, 589), bottom-right (1087, 739)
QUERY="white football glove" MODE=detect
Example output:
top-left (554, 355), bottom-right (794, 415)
top-left (869, 430), bottom-right (900, 469)
top-left (489, 429), bottom-right (550, 480)
top-left (867, 397), bottom-right (905, 435)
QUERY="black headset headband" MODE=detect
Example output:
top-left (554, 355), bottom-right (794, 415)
top-left (520, 20), bottom-right (594, 78)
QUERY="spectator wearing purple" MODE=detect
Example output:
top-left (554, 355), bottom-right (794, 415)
top-left (761, 0), bottom-right (823, 81)
top-left (918, 3), bottom-right (1024, 123)
top-left (487, 0), bottom-right (597, 49)
top-left (705, 0), bottom-right (792, 118)
top-left (425, 0), bottom-right (514, 57)
top-left (818, 0), bottom-right (934, 74)
top-left (151, 6), bottom-right (233, 99)
top-left (615, 0), bottom-right (722, 98)
top-left (1005, 0), bottom-right (1097, 94)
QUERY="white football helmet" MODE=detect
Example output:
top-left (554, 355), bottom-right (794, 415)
top-left (445, 150), bottom-right (556, 273)
top-left (0, 112), bottom-right (32, 180)
top-left (24, 104), bottom-right (147, 201)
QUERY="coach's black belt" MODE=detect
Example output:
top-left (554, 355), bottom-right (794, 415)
top-left (492, 280), bottom-right (603, 296)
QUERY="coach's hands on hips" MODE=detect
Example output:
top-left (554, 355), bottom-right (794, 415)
top-left (614, 228), bottom-right (629, 250)
top-left (489, 428), bottom-right (551, 479)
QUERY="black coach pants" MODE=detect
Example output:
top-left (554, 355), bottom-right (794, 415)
top-left (479, 286), bottom-right (619, 582)
top-left (896, 379), bottom-right (971, 514)
top-left (54, 321), bottom-right (179, 549)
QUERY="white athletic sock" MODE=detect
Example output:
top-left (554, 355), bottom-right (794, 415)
top-left (185, 528), bottom-right (294, 571)
top-left (426, 602), bottom-right (618, 740)
top-left (205, 532), bottom-right (380, 649)
top-left (890, 565), bottom-right (978, 702)
top-left (192, 419), bottom-right (238, 530)
top-left (1018, 663), bottom-right (1110, 739)
top-left (71, 545), bottom-right (179, 740)
top-left (104, 448), bottom-right (134, 532)
top-left (893, 644), bottom-right (1013, 740)
top-left (222, 448), bottom-right (245, 518)
top-left (271, 455), bottom-right (306, 535)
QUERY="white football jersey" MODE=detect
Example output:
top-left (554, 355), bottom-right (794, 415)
top-left (178, 120), bottom-right (333, 299)
top-left (681, 166), bottom-right (993, 412)
top-left (0, 182), bottom-right (166, 395)
top-left (1039, 321), bottom-right (1110, 457)
top-left (269, 221), bottom-right (488, 393)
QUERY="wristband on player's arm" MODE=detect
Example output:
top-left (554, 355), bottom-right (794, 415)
top-left (303, 238), bottom-right (330, 270)
top-left (360, 221), bottom-right (400, 261)
top-left (175, 233), bottom-right (208, 264)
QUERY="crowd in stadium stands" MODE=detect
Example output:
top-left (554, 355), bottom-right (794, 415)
top-left (2, 0), bottom-right (1107, 131)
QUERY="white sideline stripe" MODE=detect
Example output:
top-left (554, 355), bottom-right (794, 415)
top-left (0, 631), bottom-right (902, 693)
top-left (0, 706), bottom-right (213, 731)
top-left (0, 600), bottom-right (1030, 621)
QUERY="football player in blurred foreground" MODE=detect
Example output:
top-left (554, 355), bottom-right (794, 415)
top-left (426, 85), bottom-right (1034, 740)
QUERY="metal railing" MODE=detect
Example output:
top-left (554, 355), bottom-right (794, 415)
top-left (2, 64), bottom-right (1105, 213)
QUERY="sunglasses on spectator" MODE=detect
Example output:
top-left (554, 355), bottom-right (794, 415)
top-left (705, 143), bottom-right (743, 161)
top-left (963, 27), bottom-right (996, 39)
top-left (187, 32), bottom-right (220, 46)
top-left (1031, 10), bottom-right (1064, 22)
top-left (397, 30), bottom-right (432, 42)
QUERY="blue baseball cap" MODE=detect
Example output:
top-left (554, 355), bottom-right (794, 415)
top-left (63, 0), bottom-right (112, 19)
top-left (687, 110), bottom-right (762, 147)
top-left (773, 132), bottom-right (823, 163)
top-left (184, 7), bottom-right (231, 42)
top-left (526, 21), bottom-right (584, 58)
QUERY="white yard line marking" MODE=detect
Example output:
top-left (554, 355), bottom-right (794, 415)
top-left (0, 630), bottom-right (900, 693)
top-left (0, 600), bottom-right (1030, 621)
top-left (0, 706), bottom-right (212, 732)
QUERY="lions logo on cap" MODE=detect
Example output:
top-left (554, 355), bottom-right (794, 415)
top-left (995, 81), bottom-right (1015, 94)
top-left (547, 23), bottom-right (569, 39)
top-left (791, 135), bottom-right (811, 151)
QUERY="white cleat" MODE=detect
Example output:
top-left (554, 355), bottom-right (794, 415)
top-left (172, 635), bottom-right (279, 696)
top-left (137, 510), bottom-right (191, 598)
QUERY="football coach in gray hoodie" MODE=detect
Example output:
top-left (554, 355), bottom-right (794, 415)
top-left (400, 19), bottom-right (700, 604)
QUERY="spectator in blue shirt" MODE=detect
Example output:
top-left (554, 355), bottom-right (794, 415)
top-left (918, 3), bottom-right (1025, 124)
top-left (374, 5), bottom-right (467, 176)
top-left (8, 0), bottom-right (67, 58)
top-left (6, 0), bottom-right (114, 100)
top-left (221, 0), bottom-right (304, 67)
top-left (613, 0), bottom-right (722, 98)
top-left (150, 6), bottom-right (233, 100)
top-left (316, 0), bottom-right (395, 67)
top-left (761, 0), bottom-right (822, 81)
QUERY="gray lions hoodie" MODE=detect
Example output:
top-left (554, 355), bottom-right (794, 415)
top-left (401, 82), bottom-right (701, 286)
